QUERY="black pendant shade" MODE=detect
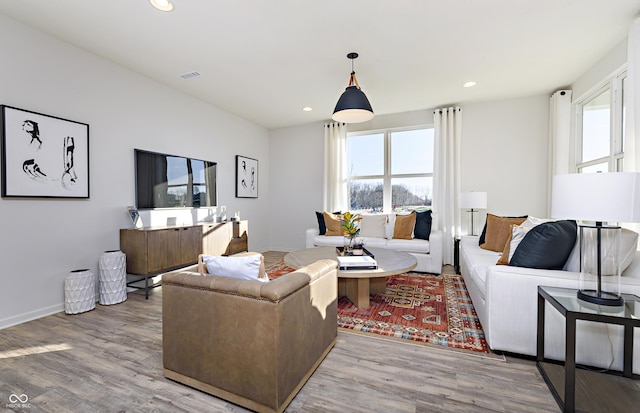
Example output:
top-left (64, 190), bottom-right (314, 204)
top-left (332, 53), bottom-right (374, 123)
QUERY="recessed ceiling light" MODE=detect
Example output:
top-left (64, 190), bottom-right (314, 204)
top-left (150, 0), bottom-right (174, 12)
top-left (302, 107), bottom-right (313, 112)
top-left (463, 81), bottom-right (477, 88)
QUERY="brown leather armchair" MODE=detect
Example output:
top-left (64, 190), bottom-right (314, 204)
top-left (162, 258), bottom-right (338, 413)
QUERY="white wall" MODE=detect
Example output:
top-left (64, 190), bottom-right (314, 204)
top-left (269, 96), bottom-right (550, 250)
top-left (461, 95), bottom-right (550, 224)
top-left (572, 38), bottom-right (627, 101)
top-left (268, 121), bottom-right (325, 251)
top-left (0, 15), bottom-right (270, 328)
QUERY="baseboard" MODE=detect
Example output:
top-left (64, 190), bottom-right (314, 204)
top-left (0, 303), bottom-right (64, 330)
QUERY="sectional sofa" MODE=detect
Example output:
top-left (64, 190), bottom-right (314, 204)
top-left (306, 211), bottom-right (443, 274)
top-left (459, 215), bottom-right (640, 374)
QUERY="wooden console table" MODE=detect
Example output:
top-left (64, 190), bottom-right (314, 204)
top-left (119, 220), bottom-right (248, 298)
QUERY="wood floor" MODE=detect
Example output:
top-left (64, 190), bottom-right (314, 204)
top-left (0, 252), bottom-right (561, 413)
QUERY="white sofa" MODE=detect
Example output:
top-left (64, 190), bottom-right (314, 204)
top-left (306, 214), bottom-right (443, 274)
top-left (460, 232), bottom-right (640, 374)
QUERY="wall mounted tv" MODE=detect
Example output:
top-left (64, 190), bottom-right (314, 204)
top-left (135, 149), bottom-right (217, 209)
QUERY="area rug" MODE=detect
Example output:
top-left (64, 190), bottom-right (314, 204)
top-left (266, 261), bottom-right (495, 356)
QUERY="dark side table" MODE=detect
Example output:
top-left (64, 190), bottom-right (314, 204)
top-left (453, 237), bottom-right (461, 274)
top-left (537, 286), bottom-right (640, 413)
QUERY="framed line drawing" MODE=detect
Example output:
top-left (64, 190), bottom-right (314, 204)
top-left (235, 155), bottom-right (258, 198)
top-left (1, 105), bottom-right (89, 198)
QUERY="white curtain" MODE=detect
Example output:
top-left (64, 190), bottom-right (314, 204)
top-left (323, 122), bottom-right (347, 211)
top-left (624, 16), bottom-right (640, 173)
top-left (547, 89), bottom-right (572, 216)
top-left (433, 107), bottom-right (462, 265)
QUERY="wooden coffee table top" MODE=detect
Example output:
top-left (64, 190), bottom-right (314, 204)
top-left (284, 246), bottom-right (417, 278)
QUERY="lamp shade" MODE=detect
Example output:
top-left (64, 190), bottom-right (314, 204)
top-left (551, 172), bottom-right (640, 223)
top-left (332, 86), bottom-right (374, 123)
top-left (459, 191), bottom-right (487, 209)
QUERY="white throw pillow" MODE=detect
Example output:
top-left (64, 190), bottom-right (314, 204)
top-left (507, 225), bottom-right (531, 262)
top-left (203, 254), bottom-right (268, 282)
top-left (521, 216), bottom-right (552, 229)
top-left (360, 214), bottom-right (387, 238)
top-left (385, 214), bottom-right (395, 239)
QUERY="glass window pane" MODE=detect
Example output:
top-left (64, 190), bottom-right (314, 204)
top-left (581, 89), bottom-right (610, 162)
top-left (348, 179), bottom-right (383, 212)
top-left (347, 133), bottom-right (384, 176)
top-left (391, 177), bottom-right (432, 211)
top-left (391, 129), bottom-right (434, 174)
top-left (579, 162), bottom-right (608, 173)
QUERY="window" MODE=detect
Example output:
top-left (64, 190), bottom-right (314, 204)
top-left (346, 127), bottom-right (434, 212)
top-left (576, 70), bottom-right (626, 173)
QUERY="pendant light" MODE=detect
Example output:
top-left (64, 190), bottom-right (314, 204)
top-left (332, 52), bottom-right (374, 123)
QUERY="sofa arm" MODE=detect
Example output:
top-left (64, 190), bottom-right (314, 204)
top-left (306, 228), bottom-right (319, 248)
top-left (428, 229), bottom-right (443, 267)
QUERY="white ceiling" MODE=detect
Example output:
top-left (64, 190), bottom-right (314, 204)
top-left (0, 0), bottom-right (637, 129)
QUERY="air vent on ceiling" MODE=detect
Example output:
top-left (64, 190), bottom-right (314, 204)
top-left (180, 71), bottom-right (201, 80)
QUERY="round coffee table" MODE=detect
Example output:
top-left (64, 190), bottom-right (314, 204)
top-left (284, 246), bottom-right (417, 308)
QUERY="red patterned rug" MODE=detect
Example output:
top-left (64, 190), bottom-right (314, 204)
top-left (266, 261), bottom-right (493, 356)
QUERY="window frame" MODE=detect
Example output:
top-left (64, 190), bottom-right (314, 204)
top-left (574, 69), bottom-right (626, 173)
top-left (346, 125), bottom-right (434, 213)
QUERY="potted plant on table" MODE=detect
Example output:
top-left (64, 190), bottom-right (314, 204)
top-left (341, 211), bottom-right (361, 253)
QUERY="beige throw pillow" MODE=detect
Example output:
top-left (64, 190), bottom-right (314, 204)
top-left (480, 214), bottom-right (527, 252)
top-left (393, 212), bottom-right (416, 240)
top-left (323, 211), bottom-right (344, 236)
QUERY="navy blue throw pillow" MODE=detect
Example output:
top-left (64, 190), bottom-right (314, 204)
top-left (509, 220), bottom-right (577, 270)
top-left (414, 210), bottom-right (432, 240)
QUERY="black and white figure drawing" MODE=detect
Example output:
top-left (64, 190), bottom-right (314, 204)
top-left (236, 155), bottom-right (258, 198)
top-left (1, 105), bottom-right (89, 198)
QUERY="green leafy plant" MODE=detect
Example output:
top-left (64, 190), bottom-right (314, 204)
top-left (341, 211), bottom-right (362, 238)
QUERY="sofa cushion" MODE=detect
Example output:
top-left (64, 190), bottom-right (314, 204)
top-left (360, 237), bottom-right (388, 249)
top-left (509, 220), bottom-right (577, 270)
top-left (313, 235), bottom-right (346, 247)
top-left (414, 210), bottom-right (432, 240)
top-left (323, 211), bottom-right (343, 236)
top-left (203, 254), bottom-right (269, 282)
top-left (360, 214), bottom-right (387, 238)
top-left (393, 212), bottom-right (416, 240)
top-left (386, 238), bottom-right (430, 254)
top-left (481, 214), bottom-right (527, 252)
top-left (315, 210), bottom-right (341, 235)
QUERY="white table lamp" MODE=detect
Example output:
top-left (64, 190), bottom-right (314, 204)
top-left (551, 172), bottom-right (640, 306)
top-left (459, 191), bottom-right (487, 236)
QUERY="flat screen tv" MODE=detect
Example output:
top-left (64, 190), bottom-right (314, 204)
top-left (135, 149), bottom-right (217, 209)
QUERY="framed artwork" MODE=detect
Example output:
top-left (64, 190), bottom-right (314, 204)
top-left (1, 105), bottom-right (89, 198)
top-left (235, 155), bottom-right (258, 198)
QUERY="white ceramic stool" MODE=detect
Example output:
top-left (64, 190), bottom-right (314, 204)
top-left (98, 250), bottom-right (127, 305)
top-left (65, 269), bottom-right (96, 314)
